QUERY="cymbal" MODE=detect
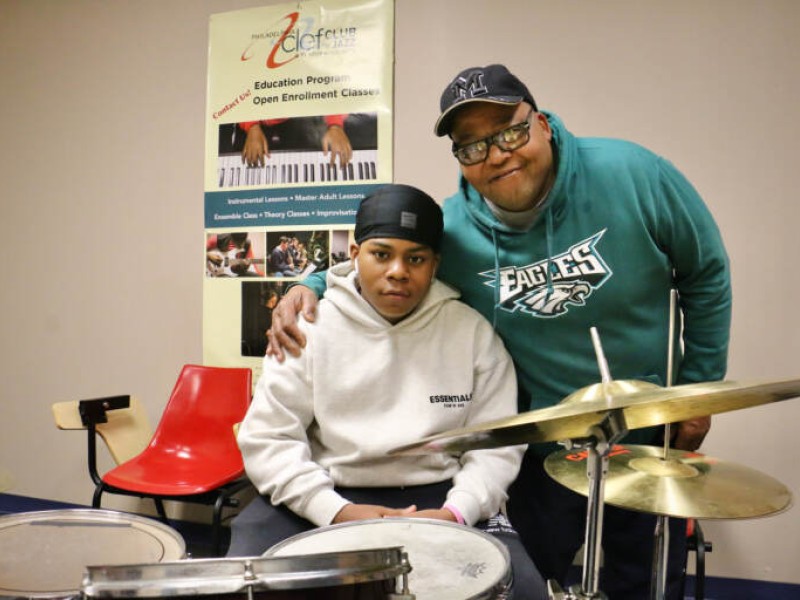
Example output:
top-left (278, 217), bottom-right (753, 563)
top-left (544, 444), bottom-right (792, 519)
top-left (389, 378), bottom-right (800, 455)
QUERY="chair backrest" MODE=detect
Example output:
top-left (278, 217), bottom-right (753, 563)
top-left (53, 396), bottom-right (152, 464)
top-left (146, 364), bottom-right (252, 460)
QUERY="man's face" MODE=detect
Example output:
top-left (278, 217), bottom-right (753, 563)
top-left (350, 238), bottom-right (439, 324)
top-left (450, 102), bottom-right (555, 212)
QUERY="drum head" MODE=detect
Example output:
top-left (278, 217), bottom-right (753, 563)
top-left (265, 518), bottom-right (511, 600)
top-left (0, 509), bottom-right (185, 598)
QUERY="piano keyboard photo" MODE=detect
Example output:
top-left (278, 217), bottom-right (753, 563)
top-left (218, 149), bottom-right (378, 188)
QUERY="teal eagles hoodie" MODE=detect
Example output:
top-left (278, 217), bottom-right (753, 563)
top-left (437, 111), bottom-right (731, 450)
top-left (303, 111), bottom-right (731, 451)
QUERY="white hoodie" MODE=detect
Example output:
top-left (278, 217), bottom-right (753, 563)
top-left (238, 261), bottom-right (524, 527)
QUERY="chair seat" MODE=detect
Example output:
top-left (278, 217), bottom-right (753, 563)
top-left (102, 454), bottom-right (245, 496)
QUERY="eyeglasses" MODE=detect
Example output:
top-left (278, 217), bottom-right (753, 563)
top-left (451, 109), bottom-right (535, 166)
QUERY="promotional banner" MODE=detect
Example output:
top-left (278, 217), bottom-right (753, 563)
top-left (203, 0), bottom-right (394, 377)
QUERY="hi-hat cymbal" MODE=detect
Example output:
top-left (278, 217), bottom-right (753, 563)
top-left (389, 378), bottom-right (800, 455)
top-left (544, 444), bottom-right (792, 519)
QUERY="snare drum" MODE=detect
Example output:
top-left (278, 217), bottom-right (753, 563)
top-left (0, 509), bottom-right (185, 598)
top-left (82, 548), bottom-right (410, 599)
top-left (266, 518), bottom-right (512, 600)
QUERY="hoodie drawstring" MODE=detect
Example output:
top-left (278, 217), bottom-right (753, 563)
top-left (544, 206), bottom-right (555, 295)
top-left (491, 227), bottom-right (501, 329)
top-left (490, 206), bottom-right (555, 327)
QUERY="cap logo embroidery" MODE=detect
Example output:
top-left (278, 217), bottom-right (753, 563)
top-left (451, 71), bottom-right (488, 100)
top-left (400, 211), bottom-right (417, 230)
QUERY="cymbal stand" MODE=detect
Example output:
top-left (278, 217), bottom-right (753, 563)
top-left (548, 329), bottom-right (628, 600)
top-left (650, 290), bottom-right (678, 600)
top-left (548, 410), bottom-right (628, 600)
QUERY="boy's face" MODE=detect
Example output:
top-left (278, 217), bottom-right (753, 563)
top-left (350, 238), bottom-right (439, 324)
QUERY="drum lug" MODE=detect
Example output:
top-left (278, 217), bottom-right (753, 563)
top-left (388, 553), bottom-right (415, 599)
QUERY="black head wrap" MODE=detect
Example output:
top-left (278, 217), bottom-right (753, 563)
top-left (355, 184), bottom-right (443, 251)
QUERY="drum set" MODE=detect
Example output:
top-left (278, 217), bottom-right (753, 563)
top-left (390, 325), bottom-right (798, 599)
top-left (392, 377), bottom-right (797, 599)
top-left (2, 352), bottom-right (798, 599)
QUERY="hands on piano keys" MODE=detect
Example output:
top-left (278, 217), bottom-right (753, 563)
top-left (218, 150), bottom-right (377, 188)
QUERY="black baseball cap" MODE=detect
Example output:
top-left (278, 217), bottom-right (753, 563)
top-left (435, 64), bottom-right (538, 136)
top-left (355, 184), bottom-right (443, 252)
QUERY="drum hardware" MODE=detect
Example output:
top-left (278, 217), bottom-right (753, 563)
top-left (652, 289), bottom-right (679, 600)
top-left (546, 411), bottom-right (626, 600)
top-left (546, 328), bottom-right (628, 600)
top-left (244, 560), bottom-right (256, 600)
top-left (387, 560), bottom-right (415, 600)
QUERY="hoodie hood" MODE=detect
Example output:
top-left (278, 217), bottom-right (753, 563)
top-left (324, 260), bottom-right (460, 332)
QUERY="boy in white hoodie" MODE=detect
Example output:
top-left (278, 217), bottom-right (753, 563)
top-left (229, 183), bottom-right (546, 599)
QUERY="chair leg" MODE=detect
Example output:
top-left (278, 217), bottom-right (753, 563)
top-left (211, 488), bottom-right (243, 556)
top-left (212, 494), bottom-right (226, 556)
top-left (92, 484), bottom-right (104, 508)
top-left (154, 498), bottom-right (168, 521)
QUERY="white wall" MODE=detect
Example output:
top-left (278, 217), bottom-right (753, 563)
top-left (1, 0), bottom-right (798, 584)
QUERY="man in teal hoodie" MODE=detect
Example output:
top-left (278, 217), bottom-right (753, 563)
top-left (268, 64), bottom-right (731, 599)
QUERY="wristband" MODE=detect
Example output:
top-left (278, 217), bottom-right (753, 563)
top-left (442, 503), bottom-right (465, 525)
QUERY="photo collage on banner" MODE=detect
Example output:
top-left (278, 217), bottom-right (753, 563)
top-left (204, 0), bottom-right (394, 378)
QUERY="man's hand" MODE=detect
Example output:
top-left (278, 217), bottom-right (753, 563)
top-left (322, 125), bottom-right (353, 166)
top-left (266, 285), bottom-right (319, 362)
top-left (332, 503), bottom-right (417, 524)
top-left (672, 416), bottom-right (711, 451)
top-left (242, 123), bottom-right (269, 167)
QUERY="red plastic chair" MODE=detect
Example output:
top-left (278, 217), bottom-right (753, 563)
top-left (89, 364), bottom-right (252, 555)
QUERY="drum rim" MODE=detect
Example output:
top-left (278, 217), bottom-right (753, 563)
top-left (265, 517), bottom-right (510, 560)
top-left (0, 508), bottom-right (186, 555)
top-left (82, 547), bottom-right (410, 596)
